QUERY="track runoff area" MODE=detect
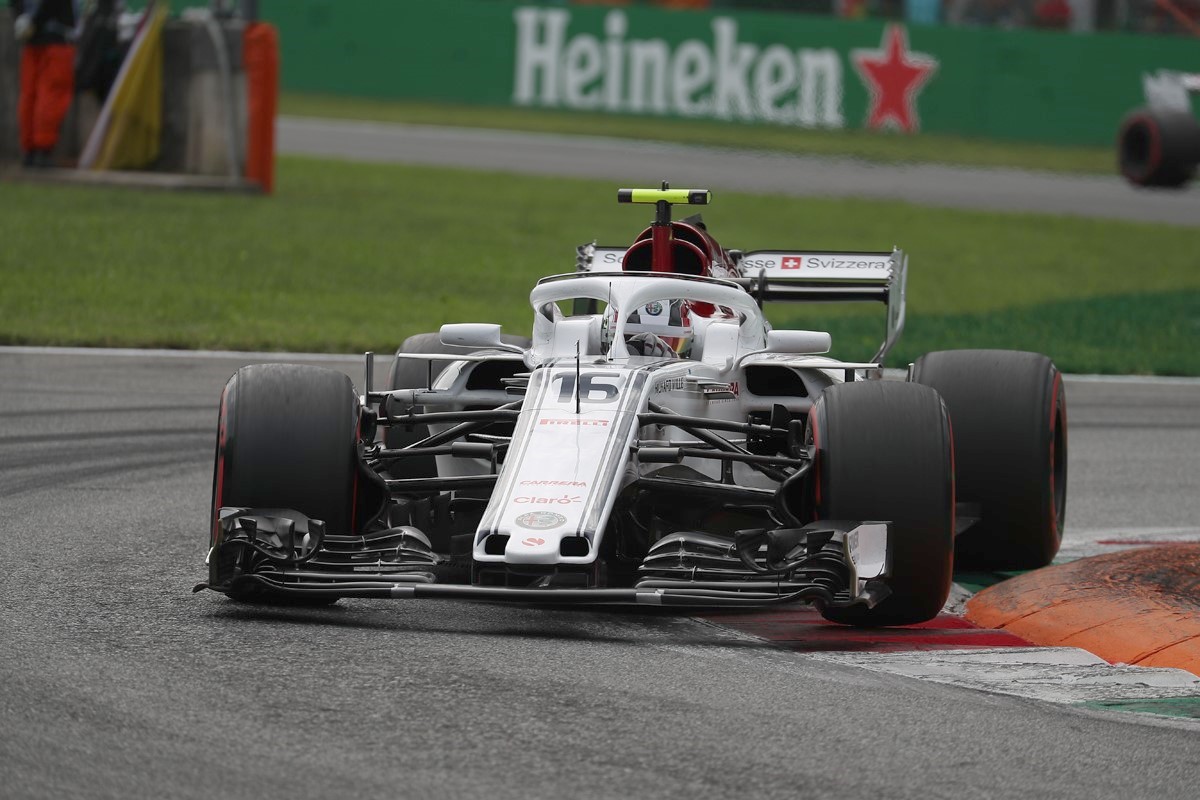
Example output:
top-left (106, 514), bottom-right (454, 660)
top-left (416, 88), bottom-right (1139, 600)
top-left (6, 345), bottom-right (1198, 723)
top-left (707, 366), bottom-right (1200, 721)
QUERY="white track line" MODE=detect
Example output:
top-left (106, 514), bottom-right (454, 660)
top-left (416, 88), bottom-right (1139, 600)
top-left (1065, 373), bottom-right (1200, 386)
top-left (808, 647), bottom-right (1200, 707)
top-left (1066, 526), bottom-right (1200, 538)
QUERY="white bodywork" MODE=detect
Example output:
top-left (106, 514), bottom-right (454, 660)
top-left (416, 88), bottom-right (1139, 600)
top-left (404, 269), bottom-right (903, 569)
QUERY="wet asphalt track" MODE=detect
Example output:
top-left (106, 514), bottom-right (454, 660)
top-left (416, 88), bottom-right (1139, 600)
top-left (278, 117), bottom-right (1200, 227)
top-left (1, 348), bottom-right (1198, 799)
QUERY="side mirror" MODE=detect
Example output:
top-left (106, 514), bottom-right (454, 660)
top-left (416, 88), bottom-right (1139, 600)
top-left (765, 329), bottom-right (831, 355)
top-left (439, 323), bottom-right (521, 352)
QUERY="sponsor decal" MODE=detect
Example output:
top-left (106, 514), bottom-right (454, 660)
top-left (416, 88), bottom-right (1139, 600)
top-left (739, 257), bottom-right (778, 270)
top-left (804, 257), bottom-right (890, 271)
top-left (551, 372), bottom-right (621, 404)
top-left (644, 300), bottom-right (664, 316)
top-left (540, 417), bottom-right (610, 427)
top-left (521, 537), bottom-right (546, 547)
top-left (851, 25), bottom-right (938, 134)
top-left (514, 495), bottom-right (583, 505)
top-left (520, 480), bottom-right (587, 487)
top-left (729, 380), bottom-right (740, 398)
top-left (513, 8), bottom-right (844, 128)
top-left (653, 376), bottom-right (690, 394)
top-left (515, 511), bottom-right (568, 530)
top-left (782, 257), bottom-right (802, 270)
top-left (702, 382), bottom-right (737, 402)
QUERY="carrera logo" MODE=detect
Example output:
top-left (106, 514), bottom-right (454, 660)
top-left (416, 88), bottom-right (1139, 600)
top-left (520, 480), bottom-right (587, 487)
top-left (539, 418), bottom-right (610, 427)
top-left (514, 495), bottom-right (582, 505)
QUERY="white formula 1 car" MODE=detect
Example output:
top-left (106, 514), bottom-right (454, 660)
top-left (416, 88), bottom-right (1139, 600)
top-left (198, 187), bottom-right (1067, 626)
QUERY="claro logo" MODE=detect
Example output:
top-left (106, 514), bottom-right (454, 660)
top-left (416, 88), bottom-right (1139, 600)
top-left (514, 495), bottom-right (583, 505)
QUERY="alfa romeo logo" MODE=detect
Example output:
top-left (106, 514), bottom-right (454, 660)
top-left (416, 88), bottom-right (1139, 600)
top-left (644, 301), bottom-right (663, 315)
top-left (515, 511), bottom-right (567, 530)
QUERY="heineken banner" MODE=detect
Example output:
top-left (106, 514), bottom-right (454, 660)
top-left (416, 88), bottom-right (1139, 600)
top-left (262, 0), bottom-right (1200, 146)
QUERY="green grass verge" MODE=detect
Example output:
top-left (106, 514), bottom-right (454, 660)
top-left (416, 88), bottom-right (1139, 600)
top-left (1, 156), bottom-right (1197, 374)
top-left (1079, 698), bottom-right (1200, 720)
top-left (279, 92), bottom-right (1115, 176)
top-left (785, 291), bottom-right (1200, 376)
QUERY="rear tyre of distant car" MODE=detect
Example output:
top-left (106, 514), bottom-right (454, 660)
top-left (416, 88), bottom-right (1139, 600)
top-left (1117, 107), bottom-right (1200, 188)
top-left (811, 381), bottom-right (955, 627)
top-left (912, 349), bottom-right (1066, 571)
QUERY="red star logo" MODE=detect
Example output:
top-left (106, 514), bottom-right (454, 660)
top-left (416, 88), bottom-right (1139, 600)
top-left (852, 25), bottom-right (938, 133)
top-left (782, 257), bottom-right (802, 270)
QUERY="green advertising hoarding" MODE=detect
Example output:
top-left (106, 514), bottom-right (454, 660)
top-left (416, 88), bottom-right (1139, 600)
top-left (262, 0), bottom-right (1200, 146)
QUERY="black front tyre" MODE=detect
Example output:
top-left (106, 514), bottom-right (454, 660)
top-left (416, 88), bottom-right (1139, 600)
top-left (812, 381), bottom-right (955, 627)
top-left (210, 364), bottom-right (362, 602)
top-left (912, 349), bottom-right (1066, 571)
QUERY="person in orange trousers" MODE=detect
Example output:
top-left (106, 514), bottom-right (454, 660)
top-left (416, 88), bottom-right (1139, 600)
top-left (11, 0), bottom-right (78, 168)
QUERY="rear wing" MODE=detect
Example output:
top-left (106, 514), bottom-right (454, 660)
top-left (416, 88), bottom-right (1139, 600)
top-left (1143, 70), bottom-right (1200, 113)
top-left (574, 243), bottom-right (908, 364)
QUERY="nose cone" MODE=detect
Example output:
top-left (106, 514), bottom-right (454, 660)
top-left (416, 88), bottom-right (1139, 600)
top-left (505, 526), bottom-right (565, 564)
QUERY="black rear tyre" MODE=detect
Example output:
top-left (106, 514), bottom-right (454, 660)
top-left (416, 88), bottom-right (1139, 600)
top-left (813, 381), bottom-right (955, 627)
top-left (912, 349), bottom-right (1066, 571)
top-left (211, 364), bottom-right (361, 602)
top-left (1117, 107), bottom-right (1200, 188)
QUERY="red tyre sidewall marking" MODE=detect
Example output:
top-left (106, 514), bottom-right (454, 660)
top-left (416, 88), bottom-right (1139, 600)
top-left (1048, 371), bottom-right (1062, 539)
top-left (351, 407), bottom-right (362, 535)
top-left (1142, 117), bottom-right (1162, 180)
top-left (946, 407), bottom-right (956, 553)
top-left (807, 406), bottom-right (821, 511)
top-left (211, 385), bottom-right (229, 547)
top-left (1120, 115), bottom-right (1162, 184)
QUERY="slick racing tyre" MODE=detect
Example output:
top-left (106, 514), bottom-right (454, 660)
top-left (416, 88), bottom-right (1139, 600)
top-left (211, 364), bottom-right (361, 603)
top-left (1117, 107), bottom-right (1200, 189)
top-left (383, 332), bottom-right (530, 478)
top-left (812, 381), bottom-right (955, 627)
top-left (912, 350), bottom-right (1066, 571)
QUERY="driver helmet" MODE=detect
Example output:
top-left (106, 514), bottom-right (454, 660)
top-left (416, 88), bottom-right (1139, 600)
top-left (602, 299), bottom-right (694, 357)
